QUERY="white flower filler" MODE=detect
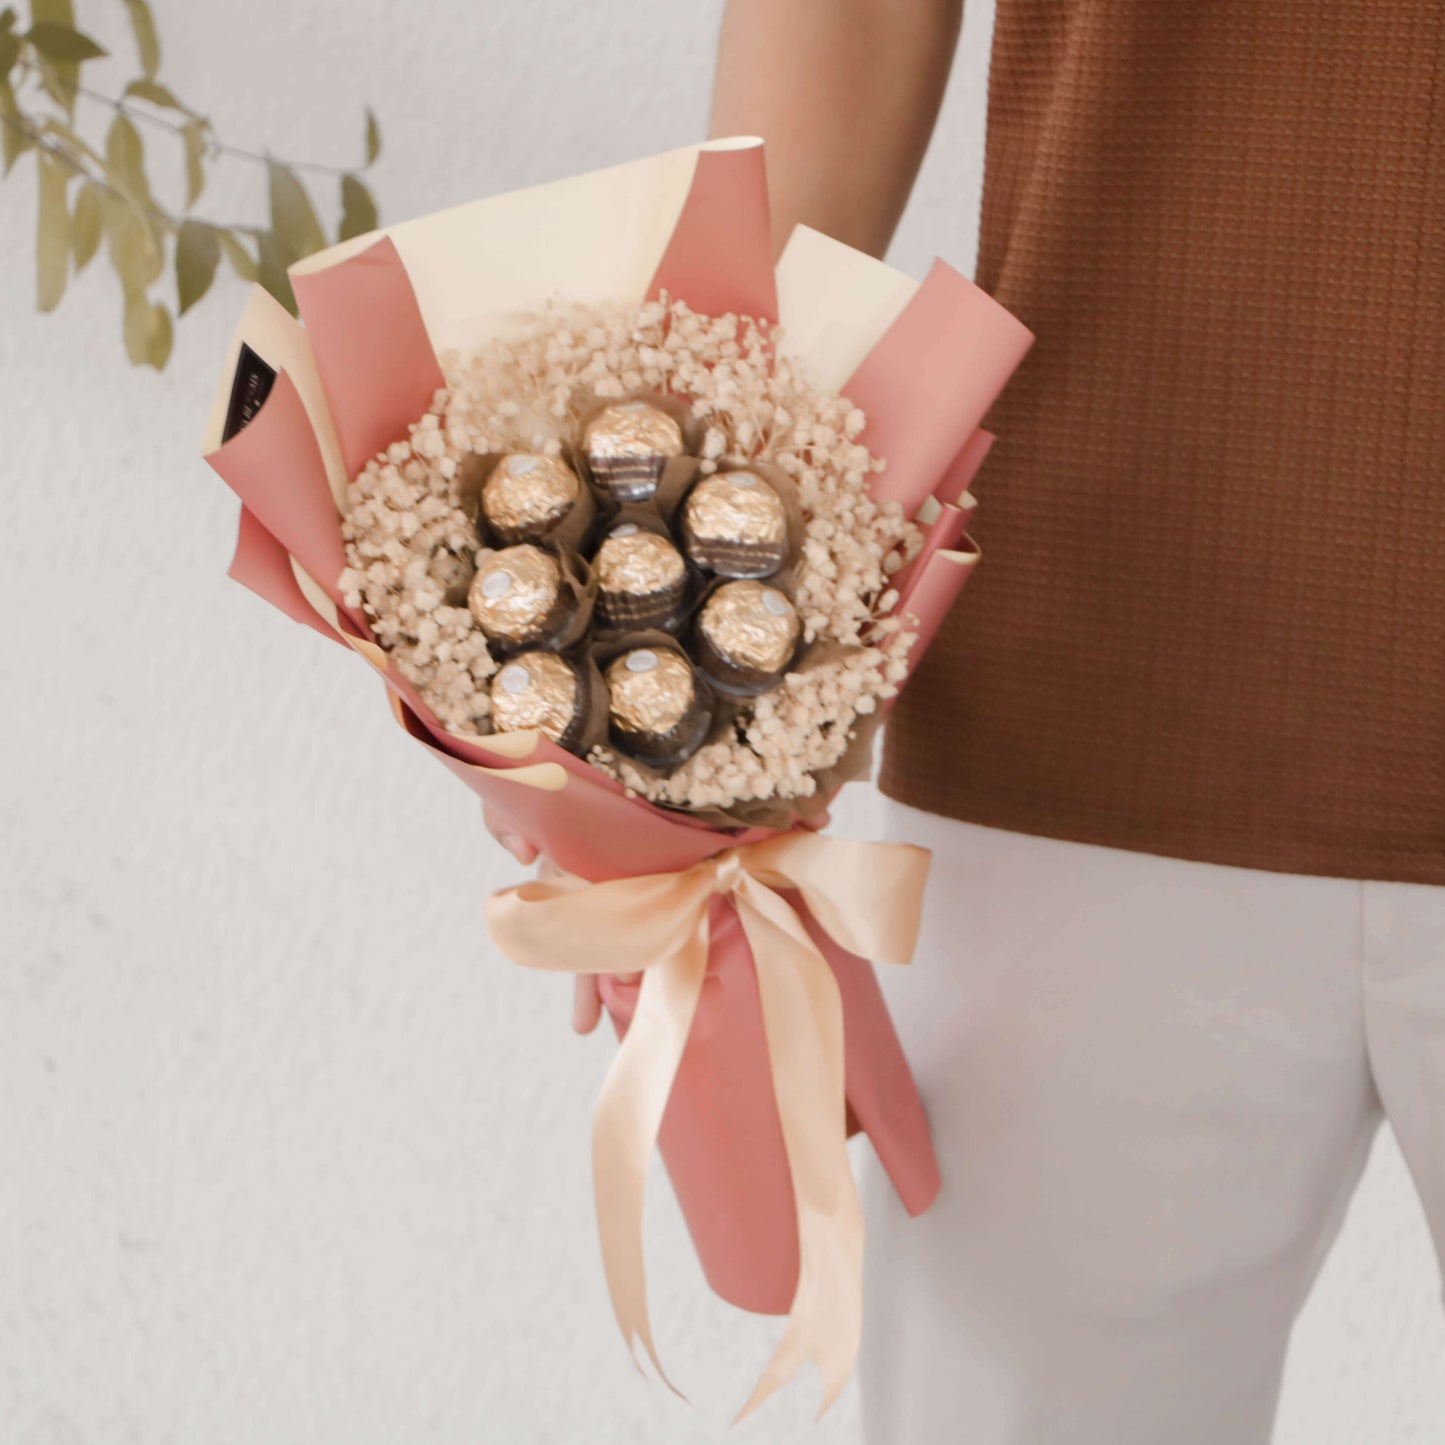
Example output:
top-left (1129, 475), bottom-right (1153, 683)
top-left (340, 297), bottom-right (922, 812)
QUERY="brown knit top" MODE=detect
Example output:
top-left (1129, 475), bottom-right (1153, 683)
top-left (881, 0), bottom-right (1445, 884)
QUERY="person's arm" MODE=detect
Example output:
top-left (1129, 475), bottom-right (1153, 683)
top-left (709, 0), bottom-right (963, 259)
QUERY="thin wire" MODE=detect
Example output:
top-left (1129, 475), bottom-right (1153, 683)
top-left (0, 108), bottom-right (127, 201)
top-left (0, 108), bottom-right (261, 237)
top-left (74, 80), bottom-right (358, 176)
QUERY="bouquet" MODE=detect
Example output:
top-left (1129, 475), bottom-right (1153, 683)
top-left (201, 138), bottom-right (1031, 1416)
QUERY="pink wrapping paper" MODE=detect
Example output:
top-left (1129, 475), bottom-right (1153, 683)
top-left (891, 500), bottom-right (971, 596)
top-left (293, 236), bottom-right (448, 479)
top-left (888, 544), bottom-right (983, 698)
top-left (598, 889), bottom-right (940, 1317)
top-left (229, 506), bottom-right (343, 645)
top-left (844, 261), bottom-right (1031, 516)
top-left (206, 372), bottom-right (355, 620)
top-left (647, 144), bottom-right (778, 322)
top-left (937, 428), bottom-right (995, 505)
top-left (601, 899), bottom-right (797, 1315)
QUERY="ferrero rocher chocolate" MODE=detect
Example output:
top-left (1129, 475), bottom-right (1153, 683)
top-left (681, 470), bottom-right (789, 578)
top-left (480, 453), bottom-right (581, 545)
top-left (694, 580), bottom-right (801, 694)
top-left (605, 646), bottom-right (711, 766)
top-left (467, 544), bottom-right (569, 650)
top-left (489, 651), bottom-right (584, 749)
top-left (583, 400), bottom-right (685, 502)
top-left (594, 523), bottom-right (688, 631)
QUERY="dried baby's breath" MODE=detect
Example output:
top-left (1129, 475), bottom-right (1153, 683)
top-left (342, 297), bottom-right (923, 809)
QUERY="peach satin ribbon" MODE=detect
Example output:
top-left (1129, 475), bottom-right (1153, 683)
top-left (484, 831), bottom-right (931, 1419)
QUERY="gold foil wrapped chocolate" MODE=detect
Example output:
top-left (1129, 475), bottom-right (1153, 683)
top-left (489, 651), bottom-right (583, 749)
top-left (694, 580), bottom-right (801, 694)
top-left (584, 401), bottom-right (685, 503)
top-left (681, 471), bottom-right (788, 578)
top-left (605, 646), bottom-right (711, 766)
top-left (594, 523), bottom-right (688, 631)
top-left (467, 544), bottom-right (569, 649)
top-left (481, 453), bottom-right (581, 545)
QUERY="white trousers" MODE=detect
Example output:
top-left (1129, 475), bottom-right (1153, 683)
top-left (858, 800), bottom-right (1445, 1445)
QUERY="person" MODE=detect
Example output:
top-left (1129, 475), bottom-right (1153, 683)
top-left (702, 2), bottom-right (1445, 1442)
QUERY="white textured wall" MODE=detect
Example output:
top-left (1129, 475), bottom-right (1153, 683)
top-left (2, 2), bottom-right (1442, 1441)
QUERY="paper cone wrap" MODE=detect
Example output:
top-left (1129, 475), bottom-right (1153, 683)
top-left (937, 427), bottom-right (995, 506)
top-left (597, 889), bottom-right (939, 1318)
top-left (199, 137), bottom-right (1031, 1415)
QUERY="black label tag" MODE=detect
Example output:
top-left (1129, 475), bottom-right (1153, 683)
top-left (221, 342), bottom-right (278, 442)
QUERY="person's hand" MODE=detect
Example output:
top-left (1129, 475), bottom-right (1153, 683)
top-left (482, 801), bottom-right (539, 867)
top-left (572, 974), bottom-right (604, 1035)
top-left (481, 801), bottom-right (623, 1035)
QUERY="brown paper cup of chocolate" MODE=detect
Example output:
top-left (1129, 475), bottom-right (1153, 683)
top-left (578, 393), bottom-right (698, 505)
top-left (468, 541), bottom-right (595, 654)
top-left (487, 650), bottom-right (587, 754)
top-left (675, 461), bottom-right (802, 581)
top-left (464, 451), bottom-right (598, 551)
top-left (691, 577), bottom-right (802, 697)
top-left (487, 651), bottom-right (609, 758)
top-left (674, 643), bottom-right (881, 831)
top-left (592, 630), bottom-right (714, 771)
top-left (591, 509), bottom-right (693, 634)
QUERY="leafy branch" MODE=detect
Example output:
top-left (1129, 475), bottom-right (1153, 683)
top-left (1, 0), bottom-right (382, 368)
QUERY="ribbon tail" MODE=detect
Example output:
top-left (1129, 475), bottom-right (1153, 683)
top-left (590, 922), bottom-right (710, 1395)
top-left (732, 882), bottom-right (864, 1423)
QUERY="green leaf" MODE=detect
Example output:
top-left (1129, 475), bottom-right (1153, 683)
top-left (29, 0), bottom-right (76, 113)
top-left (123, 290), bottom-right (172, 368)
top-left (217, 228), bottom-right (257, 282)
top-left (148, 302), bottom-right (172, 366)
top-left (338, 172), bottom-right (376, 241)
top-left (0, 27), bottom-right (18, 76)
top-left (101, 118), bottom-right (163, 263)
top-left (181, 118), bottom-right (205, 207)
top-left (34, 53), bottom-right (75, 111)
top-left (267, 161), bottom-right (325, 262)
top-left (121, 290), bottom-right (148, 358)
top-left (29, 2), bottom-right (76, 27)
top-left (364, 106), bottom-right (379, 167)
top-left (123, 78), bottom-right (182, 110)
top-left (121, 0), bottom-right (159, 79)
top-left (254, 229), bottom-right (297, 315)
top-left (0, 78), bottom-right (28, 173)
top-left (104, 190), bottom-right (162, 292)
top-left (36, 149), bottom-right (69, 311)
top-left (105, 112), bottom-right (150, 205)
top-left (26, 19), bottom-right (104, 60)
top-left (39, 114), bottom-right (103, 166)
top-left (71, 176), bottom-right (103, 268)
top-left (175, 218), bottom-right (219, 315)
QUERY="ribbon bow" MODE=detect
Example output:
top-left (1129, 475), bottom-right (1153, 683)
top-left (484, 830), bottom-right (930, 1419)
